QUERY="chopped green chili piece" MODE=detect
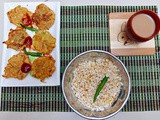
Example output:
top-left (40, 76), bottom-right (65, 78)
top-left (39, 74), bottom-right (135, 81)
top-left (20, 24), bottom-right (39, 32)
top-left (24, 48), bottom-right (42, 57)
top-left (93, 76), bottom-right (109, 103)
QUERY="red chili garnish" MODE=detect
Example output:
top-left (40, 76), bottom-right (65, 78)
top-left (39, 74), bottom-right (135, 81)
top-left (24, 36), bottom-right (32, 48)
top-left (22, 13), bottom-right (32, 26)
top-left (21, 63), bottom-right (31, 73)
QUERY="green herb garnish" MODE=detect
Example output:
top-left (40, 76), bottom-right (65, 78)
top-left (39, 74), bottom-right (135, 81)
top-left (93, 76), bottom-right (109, 103)
top-left (20, 24), bottom-right (39, 32)
top-left (24, 48), bottom-right (42, 57)
top-left (29, 71), bottom-right (33, 76)
top-left (29, 56), bottom-right (37, 62)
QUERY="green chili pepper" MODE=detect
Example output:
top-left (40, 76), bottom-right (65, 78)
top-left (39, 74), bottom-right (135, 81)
top-left (24, 48), bottom-right (42, 57)
top-left (20, 24), bottom-right (39, 32)
top-left (93, 76), bottom-right (109, 103)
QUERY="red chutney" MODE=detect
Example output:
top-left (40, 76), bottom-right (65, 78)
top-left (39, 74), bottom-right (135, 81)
top-left (22, 13), bottom-right (32, 26)
top-left (21, 63), bottom-right (31, 73)
top-left (24, 36), bottom-right (32, 48)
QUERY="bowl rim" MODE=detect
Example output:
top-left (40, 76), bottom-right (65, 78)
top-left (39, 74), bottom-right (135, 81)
top-left (62, 50), bottom-right (131, 120)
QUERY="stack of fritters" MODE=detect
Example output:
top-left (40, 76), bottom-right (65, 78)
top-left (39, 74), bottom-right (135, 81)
top-left (3, 4), bottom-right (57, 81)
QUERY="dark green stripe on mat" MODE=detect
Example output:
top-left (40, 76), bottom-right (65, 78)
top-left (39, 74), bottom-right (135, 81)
top-left (1, 6), bottom-right (160, 112)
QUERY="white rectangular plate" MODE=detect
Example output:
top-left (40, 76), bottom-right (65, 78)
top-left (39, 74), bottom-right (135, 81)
top-left (0, 2), bottom-right (60, 87)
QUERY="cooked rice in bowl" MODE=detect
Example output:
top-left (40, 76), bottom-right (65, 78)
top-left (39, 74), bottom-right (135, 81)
top-left (62, 50), bottom-right (130, 119)
top-left (71, 58), bottom-right (122, 111)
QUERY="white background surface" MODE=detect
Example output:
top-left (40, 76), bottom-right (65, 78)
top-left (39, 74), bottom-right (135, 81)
top-left (0, 0), bottom-right (160, 120)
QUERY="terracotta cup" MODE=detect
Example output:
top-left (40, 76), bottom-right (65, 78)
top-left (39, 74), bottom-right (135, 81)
top-left (126, 10), bottom-right (160, 42)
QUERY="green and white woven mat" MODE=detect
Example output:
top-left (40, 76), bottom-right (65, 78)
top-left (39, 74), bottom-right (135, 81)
top-left (1, 6), bottom-right (160, 112)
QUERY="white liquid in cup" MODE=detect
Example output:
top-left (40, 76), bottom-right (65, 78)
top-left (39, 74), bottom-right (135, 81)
top-left (131, 13), bottom-right (156, 38)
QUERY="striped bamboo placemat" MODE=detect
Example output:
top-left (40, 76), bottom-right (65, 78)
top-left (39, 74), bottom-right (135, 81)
top-left (1, 6), bottom-right (160, 112)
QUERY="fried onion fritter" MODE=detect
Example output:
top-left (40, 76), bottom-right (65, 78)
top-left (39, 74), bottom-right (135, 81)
top-left (2, 53), bottom-right (31, 80)
top-left (3, 27), bottom-right (29, 51)
top-left (32, 30), bottom-right (56, 54)
top-left (32, 4), bottom-right (55, 30)
top-left (32, 56), bottom-right (56, 81)
top-left (7, 5), bottom-right (32, 27)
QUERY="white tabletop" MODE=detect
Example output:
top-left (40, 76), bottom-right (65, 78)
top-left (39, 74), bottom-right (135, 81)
top-left (0, 0), bottom-right (160, 120)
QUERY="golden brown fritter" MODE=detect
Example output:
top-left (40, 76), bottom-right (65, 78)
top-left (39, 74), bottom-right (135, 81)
top-left (3, 27), bottom-right (29, 51)
top-left (32, 30), bottom-right (56, 54)
top-left (7, 5), bottom-right (32, 27)
top-left (32, 56), bottom-right (56, 81)
top-left (3, 53), bottom-right (31, 80)
top-left (32, 4), bottom-right (55, 30)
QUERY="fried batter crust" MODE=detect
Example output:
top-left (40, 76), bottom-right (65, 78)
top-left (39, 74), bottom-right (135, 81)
top-left (32, 30), bottom-right (56, 54)
top-left (4, 27), bottom-right (29, 51)
top-left (32, 56), bottom-right (56, 81)
top-left (7, 5), bottom-right (32, 27)
top-left (32, 4), bottom-right (55, 30)
top-left (3, 53), bottom-right (31, 80)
